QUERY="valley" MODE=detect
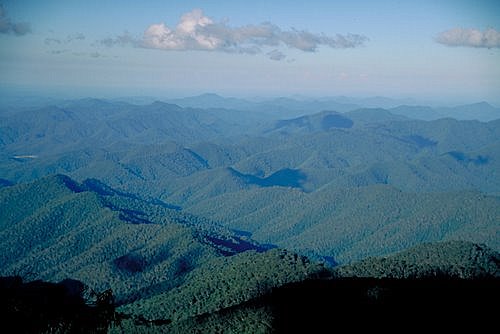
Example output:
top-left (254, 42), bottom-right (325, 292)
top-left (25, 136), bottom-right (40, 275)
top-left (1, 95), bottom-right (499, 332)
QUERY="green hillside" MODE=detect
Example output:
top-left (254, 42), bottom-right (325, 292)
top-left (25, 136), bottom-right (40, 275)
top-left (1, 101), bottom-right (499, 267)
top-left (112, 240), bottom-right (499, 333)
top-left (1, 175), bottom-right (498, 333)
top-left (0, 175), bottom-right (270, 304)
top-left (119, 249), bottom-right (325, 322)
top-left (186, 184), bottom-right (500, 263)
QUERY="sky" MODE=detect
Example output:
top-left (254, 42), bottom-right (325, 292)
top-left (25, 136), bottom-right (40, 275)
top-left (0, 0), bottom-right (499, 104)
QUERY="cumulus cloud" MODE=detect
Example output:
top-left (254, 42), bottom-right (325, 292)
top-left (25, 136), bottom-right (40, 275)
top-left (140, 9), bottom-right (368, 56)
top-left (0, 5), bottom-right (31, 36)
top-left (436, 28), bottom-right (500, 48)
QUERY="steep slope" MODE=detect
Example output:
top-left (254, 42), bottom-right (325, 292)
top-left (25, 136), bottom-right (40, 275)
top-left (119, 249), bottom-right (325, 323)
top-left (113, 241), bottom-right (499, 333)
top-left (0, 175), bottom-right (270, 304)
top-left (188, 184), bottom-right (500, 263)
top-left (1, 100), bottom-right (499, 268)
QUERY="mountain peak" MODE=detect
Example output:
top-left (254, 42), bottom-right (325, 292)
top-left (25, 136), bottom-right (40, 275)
top-left (61, 98), bottom-right (111, 108)
top-left (149, 100), bottom-right (183, 110)
top-left (466, 101), bottom-right (494, 109)
top-left (195, 93), bottom-right (224, 99)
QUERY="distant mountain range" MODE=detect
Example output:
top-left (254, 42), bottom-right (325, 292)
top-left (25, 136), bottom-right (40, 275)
top-left (1, 95), bottom-right (499, 331)
top-left (165, 93), bottom-right (500, 121)
top-left (1, 98), bottom-right (499, 262)
top-left (4, 93), bottom-right (498, 121)
top-left (390, 101), bottom-right (500, 121)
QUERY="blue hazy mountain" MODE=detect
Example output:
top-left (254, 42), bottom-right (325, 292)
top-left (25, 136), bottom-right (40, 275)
top-left (167, 93), bottom-right (361, 117)
top-left (165, 94), bottom-right (500, 121)
top-left (2, 99), bottom-right (499, 262)
top-left (1, 93), bottom-right (499, 332)
top-left (390, 102), bottom-right (500, 121)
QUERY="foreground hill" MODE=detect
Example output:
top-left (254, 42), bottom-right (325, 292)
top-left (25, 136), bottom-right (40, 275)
top-left (1, 176), bottom-right (498, 332)
top-left (0, 175), bottom-right (270, 303)
top-left (0, 276), bottom-right (115, 333)
top-left (112, 241), bottom-right (499, 333)
top-left (334, 240), bottom-right (499, 279)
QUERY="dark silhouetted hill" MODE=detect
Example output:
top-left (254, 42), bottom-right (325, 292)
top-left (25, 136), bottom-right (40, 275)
top-left (0, 276), bottom-right (116, 333)
top-left (334, 241), bottom-right (500, 279)
top-left (113, 241), bottom-right (499, 333)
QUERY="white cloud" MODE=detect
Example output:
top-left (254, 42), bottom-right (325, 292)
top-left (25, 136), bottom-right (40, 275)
top-left (141, 9), bottom-right (368, 56)
top-left (436, 28), bottom-right (500, 48)
top-left (143, 9), bottom-right (221, 50)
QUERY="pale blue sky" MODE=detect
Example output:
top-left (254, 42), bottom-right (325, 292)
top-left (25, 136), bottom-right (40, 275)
top-left (1, 0), bottom-right (499, 104)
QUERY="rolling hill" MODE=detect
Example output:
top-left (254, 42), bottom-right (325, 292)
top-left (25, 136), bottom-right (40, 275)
top-left (112, 240), bottom-right (499, 333)
top-left (0, 175), bottom-right (272, 304)
top-left (187, 183), bottom-right (500, 263)
top-left (1, 99), bottom-right (499, 269)
top-left (1, 175), bottom-right (498, 333)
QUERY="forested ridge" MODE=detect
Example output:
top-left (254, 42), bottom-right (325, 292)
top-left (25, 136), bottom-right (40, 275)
top-left (1, 96), bottom-right (499, 332)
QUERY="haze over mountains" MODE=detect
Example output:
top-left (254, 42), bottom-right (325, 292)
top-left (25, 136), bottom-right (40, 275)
top-left (1, 95), bottom-right (499, 259)
top-left (1, 94), bottom-right (499, 332)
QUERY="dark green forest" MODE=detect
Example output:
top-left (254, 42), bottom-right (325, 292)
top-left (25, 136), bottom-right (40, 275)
top-left (1, 96), bottom-right (499, 332)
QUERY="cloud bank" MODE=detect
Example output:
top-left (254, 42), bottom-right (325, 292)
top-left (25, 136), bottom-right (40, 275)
top-left (99, 9), bottom-right (367, 60)
top-left (0, 5), bottom-right (31, 36)
top-left (436, 28), bottom-right (500, 48)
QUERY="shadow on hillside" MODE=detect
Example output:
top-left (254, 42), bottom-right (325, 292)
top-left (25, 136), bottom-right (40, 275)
top-left (229, 167), bottom-right (307, 189)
